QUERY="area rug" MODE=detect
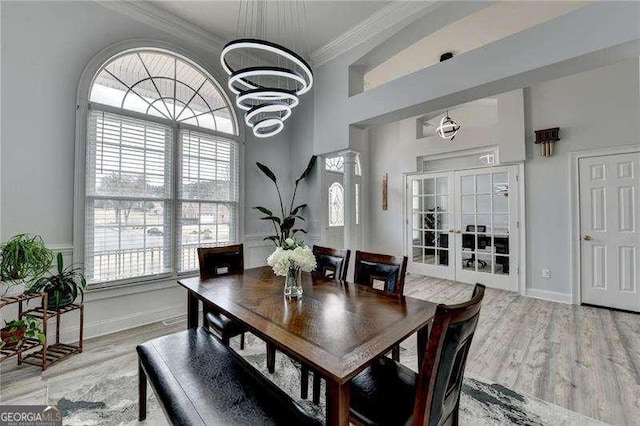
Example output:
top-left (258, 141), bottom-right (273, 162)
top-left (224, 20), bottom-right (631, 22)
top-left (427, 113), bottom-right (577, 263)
top-left (47, 333), bottom-right (605, 425)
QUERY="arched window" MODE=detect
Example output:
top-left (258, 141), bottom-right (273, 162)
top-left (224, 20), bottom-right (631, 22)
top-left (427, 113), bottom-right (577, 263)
top-left (84, 48), bottom-right (239, 285)
top-left (329, 183), bottom-right (345, 227)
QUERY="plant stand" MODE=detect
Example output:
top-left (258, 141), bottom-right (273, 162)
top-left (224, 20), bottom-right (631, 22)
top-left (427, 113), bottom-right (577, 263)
top-left (0, 293), bottom-right (46, 364)
top-left (20, 302), bottom-right (84, 371)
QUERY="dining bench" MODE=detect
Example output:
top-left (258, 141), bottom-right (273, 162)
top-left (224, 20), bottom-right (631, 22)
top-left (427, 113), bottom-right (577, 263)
top-left (137, 327), bottom-right (321, 425)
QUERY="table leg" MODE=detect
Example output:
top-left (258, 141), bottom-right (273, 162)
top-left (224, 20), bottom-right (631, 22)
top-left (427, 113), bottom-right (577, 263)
top-left (187, 292), bottom-right (199, 329)
top-left (326, 379), bottom-right (350, 426)
top-left (417, 323), bottom-right (430, 368)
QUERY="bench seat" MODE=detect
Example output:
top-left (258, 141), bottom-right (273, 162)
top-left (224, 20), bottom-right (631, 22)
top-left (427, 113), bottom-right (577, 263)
top-left (137, 327), bottom-right (321, 425)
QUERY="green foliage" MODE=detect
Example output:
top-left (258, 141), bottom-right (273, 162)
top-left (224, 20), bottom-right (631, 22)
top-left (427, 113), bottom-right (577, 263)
top-left (1, 316), bottom-right (46, 348)
top-left (26, 252), bottom-right (86, 309)
top-left (254, 156), bottom-right (317, 247)
top-left (0, 234), bottom-right (53, 292)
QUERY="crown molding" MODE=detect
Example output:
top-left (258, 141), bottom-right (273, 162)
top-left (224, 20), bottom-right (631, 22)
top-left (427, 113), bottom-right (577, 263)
top-left (96, 1), bottom-right (227, 53)
top-left (310, 0), bottom-right (441, 67)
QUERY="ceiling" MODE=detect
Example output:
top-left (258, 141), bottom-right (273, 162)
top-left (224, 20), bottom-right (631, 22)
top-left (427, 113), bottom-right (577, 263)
top-left (149, 1), bottom-right (390, 57)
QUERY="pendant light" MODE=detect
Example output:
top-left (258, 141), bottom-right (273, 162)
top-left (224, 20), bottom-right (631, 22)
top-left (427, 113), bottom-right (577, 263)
top-left (220, 1), bottom-right (313, 138)
top-left (436, 111), bottom-right (461, 140)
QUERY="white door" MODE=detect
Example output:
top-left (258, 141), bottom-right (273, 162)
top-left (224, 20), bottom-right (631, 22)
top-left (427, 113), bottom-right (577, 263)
top-left (454, 166), bottom-right (519, 291)
top-left (580, 152), bottom-right (640, 312)
top-left (406, 172), bottom-right (455, 279)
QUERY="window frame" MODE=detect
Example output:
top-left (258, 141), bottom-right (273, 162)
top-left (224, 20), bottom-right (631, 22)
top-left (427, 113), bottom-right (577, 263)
top-left (74, 42), bottom-right (243, 290)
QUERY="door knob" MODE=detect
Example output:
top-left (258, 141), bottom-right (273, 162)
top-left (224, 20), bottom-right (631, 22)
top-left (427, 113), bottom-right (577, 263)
top-left (455, 230), bottom-right (462, 234)
top-left (448, 229), bottom-right (454, 233)
top-left (583, 235), bottom-right (592, 241)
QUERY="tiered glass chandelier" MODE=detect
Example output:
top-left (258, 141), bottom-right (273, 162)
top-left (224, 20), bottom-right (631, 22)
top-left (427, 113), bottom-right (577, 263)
top-left (221, 1), bottom-right (313, 138)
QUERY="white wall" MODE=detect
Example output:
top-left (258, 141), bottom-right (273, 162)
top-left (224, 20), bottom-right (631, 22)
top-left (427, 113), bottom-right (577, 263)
top-left (365, 58), bottom-right (640, 300)
top-left (313, 1), bottom-right (639, 152)
top-left (0, 1), bottom-right (295, 338)
top-left (524, 57), bottom-right (640, 297)
top-left (366, 91), bottom-right (525, 254)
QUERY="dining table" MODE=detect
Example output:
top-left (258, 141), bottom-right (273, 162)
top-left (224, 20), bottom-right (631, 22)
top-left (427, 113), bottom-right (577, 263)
top-left (178, 266), bottom-right (437, 426)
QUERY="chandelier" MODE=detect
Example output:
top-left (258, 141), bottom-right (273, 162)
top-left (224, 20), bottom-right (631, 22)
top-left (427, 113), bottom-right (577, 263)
top-left (220, 1), bottom-right (313, 138)
top-left (436, 111), bottom-right (461, 140)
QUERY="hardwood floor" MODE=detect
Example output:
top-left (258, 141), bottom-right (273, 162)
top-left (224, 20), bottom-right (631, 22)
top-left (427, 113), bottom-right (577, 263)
top-left (1, 274), bottom-right (638, 425)
top-left (403, 274), bottom-right (640, 426)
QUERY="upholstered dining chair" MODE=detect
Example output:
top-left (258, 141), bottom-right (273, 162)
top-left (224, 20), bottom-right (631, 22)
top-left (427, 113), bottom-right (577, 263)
top-left (348, 284), bottom-right (486, 426)
top-left (354, 250), bottom-right (408, 361)
top-left (299, 246), bottom-right (352, 403)
top-left (311, 245), bottom-right (351, 281)
top-left (198, 245), bottom-right (247, 350)
top-left (353, 250), bottom-right (408, 295)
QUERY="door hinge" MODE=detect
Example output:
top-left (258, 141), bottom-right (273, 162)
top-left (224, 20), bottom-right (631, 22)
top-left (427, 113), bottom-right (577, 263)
top-left (516, 221), bottom-right (520, 228)
top-left (515, 174), bottom-right (519, 182)
top-left (517, 267), bottom-right (520, 275)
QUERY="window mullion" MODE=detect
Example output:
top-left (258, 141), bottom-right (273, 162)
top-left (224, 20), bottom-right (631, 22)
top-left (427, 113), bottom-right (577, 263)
top-left (171, 125), bottom-right (179, 276)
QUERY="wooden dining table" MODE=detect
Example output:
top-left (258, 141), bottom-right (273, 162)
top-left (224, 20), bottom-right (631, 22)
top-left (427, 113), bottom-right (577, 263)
top-left (178, 266), bottom-right (437, 426)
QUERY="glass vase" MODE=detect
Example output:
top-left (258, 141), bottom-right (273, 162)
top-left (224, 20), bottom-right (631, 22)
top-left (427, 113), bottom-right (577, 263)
top-left (284, 265), bottom-right (303, 298)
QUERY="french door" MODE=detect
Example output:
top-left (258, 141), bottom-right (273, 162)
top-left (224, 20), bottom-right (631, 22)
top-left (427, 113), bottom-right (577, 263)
top-left (407, 165), bottom-right (520, 291)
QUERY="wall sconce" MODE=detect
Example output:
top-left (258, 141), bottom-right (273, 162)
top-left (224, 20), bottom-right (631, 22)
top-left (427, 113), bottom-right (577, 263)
top-left (534, 127), bottom-right (560, 157)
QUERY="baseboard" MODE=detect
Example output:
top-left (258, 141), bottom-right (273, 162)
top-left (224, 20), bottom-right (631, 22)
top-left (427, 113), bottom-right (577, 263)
top-left (525, 288), bottom-right (573, 304)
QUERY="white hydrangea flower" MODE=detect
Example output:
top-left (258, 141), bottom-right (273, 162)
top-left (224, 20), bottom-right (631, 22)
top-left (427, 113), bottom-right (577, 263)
top-left (267, 245), bottom-right (317, 276)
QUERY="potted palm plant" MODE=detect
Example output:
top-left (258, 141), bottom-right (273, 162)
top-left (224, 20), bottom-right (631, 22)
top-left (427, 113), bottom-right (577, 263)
top-left (26, 252), bottom-right (86, 310)
top-left (0, 316), bottom-right (45, 349)
top-left (0, 234), bottom-right (53, 297)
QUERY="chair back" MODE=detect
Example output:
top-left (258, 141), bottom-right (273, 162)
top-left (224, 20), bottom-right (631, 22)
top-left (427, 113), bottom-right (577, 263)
top-left (197, 244), bottom-right (244, 279)
top-left (413, 284), bottom-right (485, 426)
top-left (312, 246), bottom-right (351, 281)
top-left (353, 251), bottom-right (408, 294)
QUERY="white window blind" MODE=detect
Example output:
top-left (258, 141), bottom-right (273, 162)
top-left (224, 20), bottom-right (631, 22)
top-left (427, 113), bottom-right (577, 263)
top-left (86, 110), bottom-right (173, 283)
top-left (178, 129), bottom-right (239, 272)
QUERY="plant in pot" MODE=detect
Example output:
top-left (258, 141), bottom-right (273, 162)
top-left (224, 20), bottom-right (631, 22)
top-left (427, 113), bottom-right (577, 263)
top-left (0, 316), bottom-right (45, 350)
top-left (0, 234), bottom-right (53, 297)
top-left (26, 252), bottom-right (86, 310)
top-left (255, 156), bottom-right (318, 297)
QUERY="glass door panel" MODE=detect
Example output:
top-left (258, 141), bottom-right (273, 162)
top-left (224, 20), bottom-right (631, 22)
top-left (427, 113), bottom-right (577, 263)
top-left (407, 172), bottom-right (454, 280)
top-left (454, 165), bottom-right (519, 291)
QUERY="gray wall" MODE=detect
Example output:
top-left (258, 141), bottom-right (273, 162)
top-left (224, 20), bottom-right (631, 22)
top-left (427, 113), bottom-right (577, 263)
top-left (366, 58), bottom-right (640, 298)
top-left (313, 1), bottom-right (639, 154)
top-left (523, 58), bottom-right (640, 296)
top-left (0, 1), bottom-right (296, 337)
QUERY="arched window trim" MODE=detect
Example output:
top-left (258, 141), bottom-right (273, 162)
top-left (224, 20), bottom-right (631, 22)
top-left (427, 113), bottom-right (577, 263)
top-left (73, 40), bottom-right (244, 289)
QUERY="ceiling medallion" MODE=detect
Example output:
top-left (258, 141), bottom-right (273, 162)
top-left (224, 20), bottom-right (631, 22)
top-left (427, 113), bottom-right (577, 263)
top-left (221, 2), bottom-right (313, 138)
top-left (436, 111), bottom-right (461, 140)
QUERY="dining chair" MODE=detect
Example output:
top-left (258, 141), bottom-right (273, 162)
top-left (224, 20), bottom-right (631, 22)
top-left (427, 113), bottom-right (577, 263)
top-left (349, 284), bottom-right (486, 426)
top-left (299, 246), bottom-right (352, 403)
top-left (353, 250), bottom-right (408, 296)
top-left (354, 250), bottom-right (408, 360)
top-left (312, 245), bottom-right (351, 281)
top-left (198, 244), bottom-right (247, 350)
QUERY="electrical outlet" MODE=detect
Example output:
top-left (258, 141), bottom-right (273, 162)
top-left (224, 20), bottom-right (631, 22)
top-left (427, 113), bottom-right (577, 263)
top-left (542, 269), bottom-right (551, 279)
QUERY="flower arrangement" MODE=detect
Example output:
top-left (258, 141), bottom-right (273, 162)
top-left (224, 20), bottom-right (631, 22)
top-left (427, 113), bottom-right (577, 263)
top-left (267, 237), bottom-right (316, 297)
top-left (267, 237), bottom-right (317, 276)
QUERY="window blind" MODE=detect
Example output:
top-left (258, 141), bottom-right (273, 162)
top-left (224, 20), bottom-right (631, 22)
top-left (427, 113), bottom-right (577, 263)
top-left (86, 110), bottom-right (173, 283)
top-left (177, 129), bottom-right (239, 272)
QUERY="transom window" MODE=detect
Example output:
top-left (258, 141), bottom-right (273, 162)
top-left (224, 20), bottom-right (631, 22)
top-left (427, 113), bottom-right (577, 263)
top-left (325, 155), bottom-right (362, 176)
top-left (85, 48), bottom-right (239, 285)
